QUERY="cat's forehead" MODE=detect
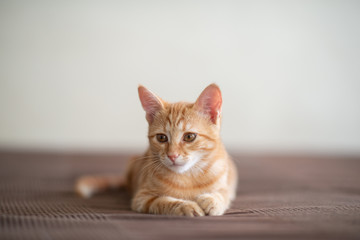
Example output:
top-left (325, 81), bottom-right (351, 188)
top-left (164, 103), bottom-right (194, 129)
top-left (165, 102), bottom-right (192, 120)
top-left (150, 102), bottom-right (203, 132)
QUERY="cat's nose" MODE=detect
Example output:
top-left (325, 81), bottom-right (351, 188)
top-left (167, 154), bottom-right (179, 163)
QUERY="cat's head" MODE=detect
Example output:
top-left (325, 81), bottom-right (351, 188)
top-left (138, 84), bottom-right (223, 174)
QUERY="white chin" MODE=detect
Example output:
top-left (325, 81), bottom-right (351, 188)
top-left (167, 161), bottom-right (195, 173)
top-left (168, 165), bottom-right (188, 173)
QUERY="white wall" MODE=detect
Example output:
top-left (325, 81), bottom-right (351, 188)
top-left (1, 0), bottom-right (359, 154)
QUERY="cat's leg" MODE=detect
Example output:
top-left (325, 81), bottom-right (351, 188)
top-left (132, 190), bottom-right (204, 217)
top-left (75, 175), bottom-right (124, 198)
top-left (195, 189), bottom-right (230, 216)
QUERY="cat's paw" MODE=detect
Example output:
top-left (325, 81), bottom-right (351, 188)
top-left (196, 193), bottom-right (226, 216)
top-left (172, 200), bottom-right (205, 217)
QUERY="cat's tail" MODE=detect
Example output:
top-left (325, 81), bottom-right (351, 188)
top-left (75, 175), bottom-right (125, 198)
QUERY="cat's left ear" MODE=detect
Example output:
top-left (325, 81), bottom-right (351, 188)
top-left (194, 84), bottom-right (222, 124)
top-left (138, 85), bottom-right (164, 123)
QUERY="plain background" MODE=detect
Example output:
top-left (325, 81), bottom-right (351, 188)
top-left (0, 0), bottom-right (359, 154)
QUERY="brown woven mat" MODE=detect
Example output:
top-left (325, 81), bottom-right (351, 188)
top-left (1, 151), bottom-right (359, 239)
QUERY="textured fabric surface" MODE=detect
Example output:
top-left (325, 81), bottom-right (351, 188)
top-left (0, 151), bottom-right (359, 240)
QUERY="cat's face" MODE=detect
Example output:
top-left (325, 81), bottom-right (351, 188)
top-left (147, 103), bottom-right (219, 173)
top-left (138, 84), bottom-right (222, 174)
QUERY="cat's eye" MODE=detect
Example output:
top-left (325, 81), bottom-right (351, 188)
top-left (183, 133), bottom-right (197, 142)
top-left (156, 134), bottom-right (168, 143)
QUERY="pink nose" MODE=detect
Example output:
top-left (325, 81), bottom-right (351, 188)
top-left (167, 154), bottom-right (179, 163)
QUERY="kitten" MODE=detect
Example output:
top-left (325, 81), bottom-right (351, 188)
top-left (76, 84), bottom-right (238, 216)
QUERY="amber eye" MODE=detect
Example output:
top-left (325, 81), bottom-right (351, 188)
top-left (183, 133), bottom-right (197, 142)
top-left (156, 134), bottom-right (168, 143)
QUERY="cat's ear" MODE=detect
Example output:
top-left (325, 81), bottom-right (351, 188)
top-left (194, 84), bottom-right (222, 124)
top-left (138, 85), bottom-right (164, 123)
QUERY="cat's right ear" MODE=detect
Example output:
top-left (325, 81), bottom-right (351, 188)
top-left (138, 85), bottom-right (164, 123)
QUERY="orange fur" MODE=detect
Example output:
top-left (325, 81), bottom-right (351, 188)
top-left (76, 84), bottom-right (238, 217)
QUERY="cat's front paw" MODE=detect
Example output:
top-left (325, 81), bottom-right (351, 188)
top-left (172, 200), bottom-right (205, 217)
top-left (196, 193), bottom-right (226, 216)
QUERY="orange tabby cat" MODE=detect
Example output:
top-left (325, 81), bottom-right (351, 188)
top-left (76, 84), bottom-right (237, 216)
